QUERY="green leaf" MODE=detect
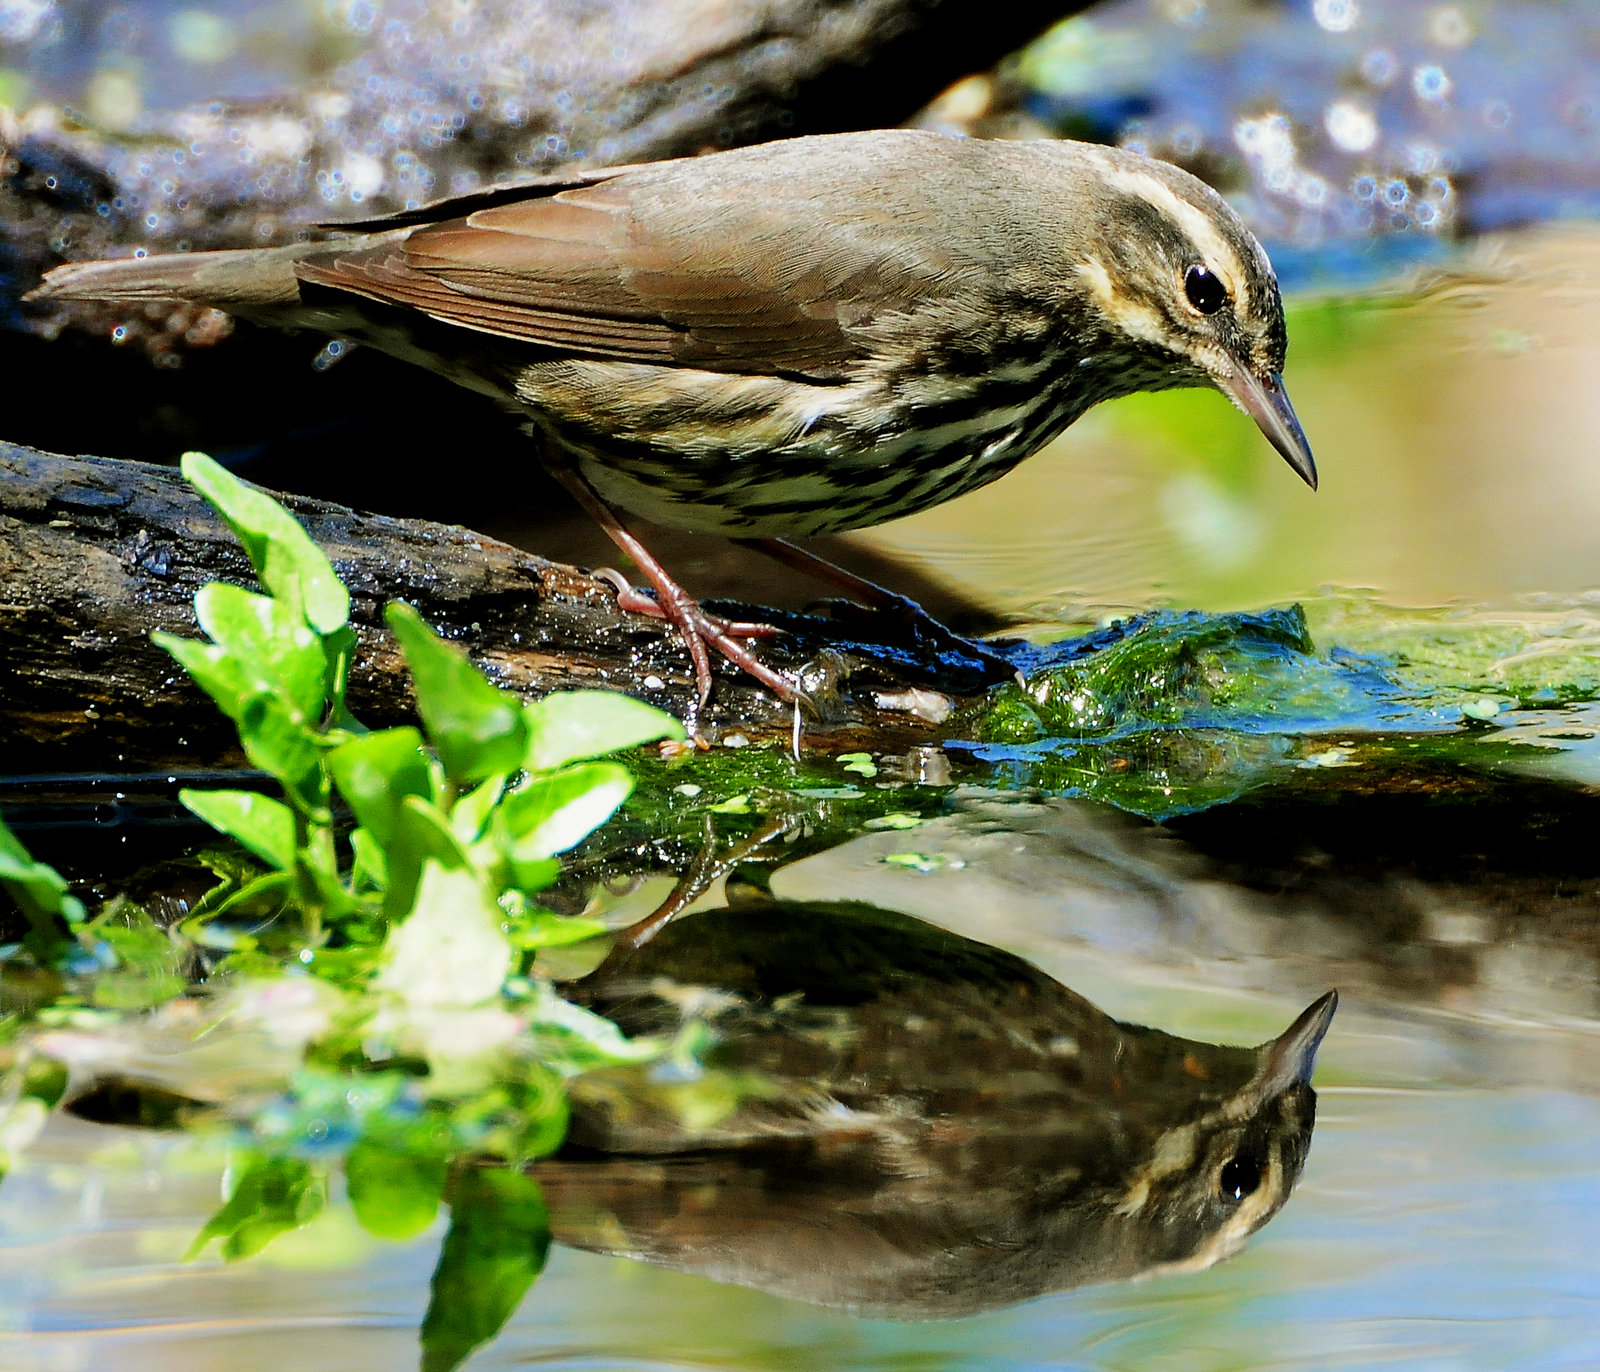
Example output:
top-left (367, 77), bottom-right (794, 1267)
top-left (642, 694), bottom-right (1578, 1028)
top-left (378, 859), bottom-right (511, 1008)
top-left (470, 843), bottom-right (561, 896)
top-left (90, 900), bottom-right (186, 1010)
top-left (504, 856), bottom-right (560, 895)
top-left (193, 582), bottom-right (326, 724)
top-left (345, 1140), bottom-right (446, 1240)
top-left (183, 863), bottom-right (292, 927)
top-left (396, 799), bottom-right (479, 872)
top-left (301, 829), bottom-right (365, 921)
top-left (507, 909), bottom-right (606, 950)
top-left (232, 693), bottom-right (328, 818)
top-left (522, 691), bottom-right (683, 772)
top-left (153, 632), bottom-right (252, 719)
top-left (420, 1167), bottom-right (550, 1372)
top-left (386, 603), bottom-right (527, 785)
top-left (155, 633), bottom-right (326, 815)
top-left (90, 966), bottom-right (187, 1010)
top-left (181, 452), bottom-right (349, 635)
top-left (379, 796), bottom-right (475, 922)
top-left (0, 815), bottom-right (81, 943)
top-left (327, 728), bottom-right (431, 849)
top-left (0, 1055), bottom-right (69, 1176)
top-left (0, 1096), bottom-right (51, 1177)
top-left (320, 623), bottom-right (361, 727)
top-left (495, 763), bottom-right (633, 861)
top-left (179, 790), bottom-right (297, 870)
top-left (451, 775), bottom-right (507, 846)
top-left (349, 829), bottom-right (388, 893)
top-left (524, 982), bottom-right (662, 1070)
top-left (180, 871), bottom-right (293, 939)
top-left (186, 1155), bottom-right (326, 1261)
top-left (494, 1070), bottom-right (572, 1163)
top-left (20, 1058), bottom-right (69, 1111)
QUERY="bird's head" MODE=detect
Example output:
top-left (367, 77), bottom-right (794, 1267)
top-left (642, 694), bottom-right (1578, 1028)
top-left (1068, 144), bottom-right (1317, 490)
top-left (1098, 989), bottom-right (1338, 1275)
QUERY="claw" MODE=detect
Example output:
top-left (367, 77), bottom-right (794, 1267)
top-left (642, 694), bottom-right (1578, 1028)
top-left (594, 568), bottom-right (782, 641)
top-left (588, 562), bottom-right (801, 706)
top-left (552, 467), bottom-right (803, 708)
top-left (593, 567), bottom-right (664, 619)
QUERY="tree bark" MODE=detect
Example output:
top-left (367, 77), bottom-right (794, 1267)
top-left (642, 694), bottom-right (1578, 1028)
top-left (0, 444), bottom-right (987, 775)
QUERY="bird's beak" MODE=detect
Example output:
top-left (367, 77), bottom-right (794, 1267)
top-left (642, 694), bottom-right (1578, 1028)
top-left (1218, 366), bottom-right (1317, 490)
top-left (1257, 989), bottom-right (1338, 1093)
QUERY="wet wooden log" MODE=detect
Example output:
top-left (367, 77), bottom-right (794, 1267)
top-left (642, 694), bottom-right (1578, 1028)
top-left (0, 444), bottom-right (989, 775)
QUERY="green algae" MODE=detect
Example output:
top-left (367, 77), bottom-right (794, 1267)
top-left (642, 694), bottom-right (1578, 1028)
top-left (606, 741), bottom-right (957, 875)
top-left (947, 599), bottom-right (1600, 819)
top-left (1306, 594), bottom-right (1600, 706)
top-left (969, 606), bottom-right (1429, 742)
top-left (577, 598), bottom-right (1600, 828)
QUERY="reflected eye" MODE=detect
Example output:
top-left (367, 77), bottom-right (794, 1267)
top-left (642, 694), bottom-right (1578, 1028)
top-left (1219, 1153), bottom-right (1262, 1202)
top-left (1184, 264), bottom-right (1228, 315)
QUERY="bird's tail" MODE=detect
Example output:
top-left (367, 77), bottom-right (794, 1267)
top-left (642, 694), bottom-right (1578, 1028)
top-left (25, 240), bottom-right (343, 309)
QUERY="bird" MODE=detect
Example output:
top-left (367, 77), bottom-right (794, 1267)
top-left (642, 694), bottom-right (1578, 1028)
top-left (541, 896), bottom-right (1338, 1316)
top-left (28, 129), bottom-right (1316, 710)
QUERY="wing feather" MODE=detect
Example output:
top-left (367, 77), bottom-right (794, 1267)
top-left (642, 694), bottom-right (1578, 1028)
top-left (293, 144), bottom-right (980, 379)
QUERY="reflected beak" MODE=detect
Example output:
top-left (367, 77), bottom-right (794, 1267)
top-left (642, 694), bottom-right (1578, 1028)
top-left (1257, 989), bottom-right (1339, 1093)
top-left (1218, 367), bottom-right (1318, 491)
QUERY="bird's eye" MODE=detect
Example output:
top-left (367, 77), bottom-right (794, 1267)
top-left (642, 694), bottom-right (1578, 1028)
top-left (1218, 1153), bottom-right (1262, 1203)
top-left (1184, 264), bottom-right (1228, 315)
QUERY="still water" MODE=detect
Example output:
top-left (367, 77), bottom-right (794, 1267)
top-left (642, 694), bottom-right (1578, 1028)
top-left (4, 772), bottom-right (1600, 1370)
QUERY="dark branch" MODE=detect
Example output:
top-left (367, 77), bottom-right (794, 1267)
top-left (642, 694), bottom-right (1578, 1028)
top-left (0, 444), bottom-right (986, 775)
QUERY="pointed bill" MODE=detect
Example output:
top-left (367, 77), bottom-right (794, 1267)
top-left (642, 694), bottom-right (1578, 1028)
top-left (1257, 989), bottom-right (1338, 1093)
top-left (1219, 367), bottom-right (1318, 490)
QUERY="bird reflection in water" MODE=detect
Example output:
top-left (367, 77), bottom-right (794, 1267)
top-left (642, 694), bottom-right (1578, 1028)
top-left (545, 897), bottom-right (1337, 1317)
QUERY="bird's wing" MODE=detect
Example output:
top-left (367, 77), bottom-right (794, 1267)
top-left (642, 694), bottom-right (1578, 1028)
top-left (315, 162), bottom-right (649, 230)
top-left (295, 165), bottom-right (972, 380)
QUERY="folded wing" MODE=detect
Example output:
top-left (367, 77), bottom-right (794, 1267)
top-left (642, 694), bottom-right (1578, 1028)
top-left (295, 158), bottom-right (971, 381)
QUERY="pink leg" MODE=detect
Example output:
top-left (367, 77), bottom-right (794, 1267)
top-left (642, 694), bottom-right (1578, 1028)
top-left (549, 467), bottom-right (800, 707)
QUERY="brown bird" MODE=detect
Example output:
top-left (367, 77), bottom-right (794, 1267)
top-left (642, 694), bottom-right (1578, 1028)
top-left (546, 898), bottom-right (1337, 1316)
top-left (29, 130), bottom-right (1315, 707)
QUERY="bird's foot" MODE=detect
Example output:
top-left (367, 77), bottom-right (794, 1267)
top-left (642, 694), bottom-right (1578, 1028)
top-left (547, 464), bottom-right (800, 710)
top-left (593, 567), bottom-right (800, 707)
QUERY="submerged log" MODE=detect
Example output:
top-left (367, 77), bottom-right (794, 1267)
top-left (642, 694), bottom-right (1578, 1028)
top-left (0, 444), bottom-right (999, 775)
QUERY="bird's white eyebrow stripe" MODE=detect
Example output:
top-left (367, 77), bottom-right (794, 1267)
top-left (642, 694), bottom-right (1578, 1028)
top-left (1089, 157), bottom-right (1252, 299)
top-left (1074, 256), bottom-right (1170, 345)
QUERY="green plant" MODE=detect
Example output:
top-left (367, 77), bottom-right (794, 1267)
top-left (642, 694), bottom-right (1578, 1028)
top-left (156, 452), bottom-right (684, 955)
top-left (0, 452), bottom-right (698, 1371)
top-left (0, 812), bottom-right (86, 957)
top-left (153, 452), bottom-right (695, 1368)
